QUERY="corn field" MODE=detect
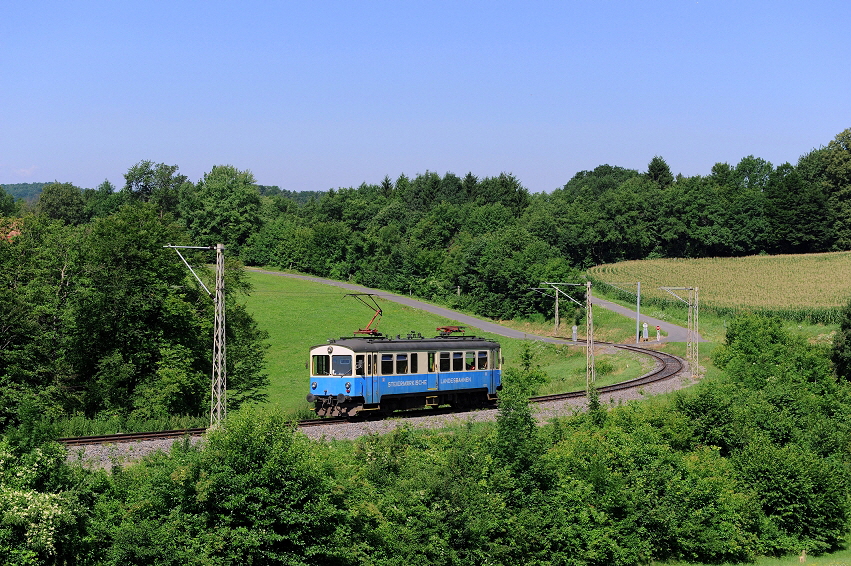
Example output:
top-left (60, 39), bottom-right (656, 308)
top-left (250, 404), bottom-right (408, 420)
top-left (587, 251), bottom-right (851, 324)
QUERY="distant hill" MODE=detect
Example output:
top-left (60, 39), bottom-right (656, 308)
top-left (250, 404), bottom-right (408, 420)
top-left (1, 182), bottom-right (48, 202)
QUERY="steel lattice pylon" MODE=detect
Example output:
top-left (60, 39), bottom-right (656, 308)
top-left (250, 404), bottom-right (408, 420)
top-left (165, 243), bottom-right (227, 428)
top-left (211, 243), bottom-right (226, 426)
top-left (686, 287), bottom-right (699, 378)
top-left (662, 286), bottom-right (699, 379)
top-left (586, 281), bottom-right (595, 393)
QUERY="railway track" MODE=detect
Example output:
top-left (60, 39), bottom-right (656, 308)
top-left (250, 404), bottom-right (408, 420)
top-left (58, 344), bottom-right (685, 447)
top-left (529, 342), bottom-right (685, 403)
top-left (58, 428), bottom-right (209, 446)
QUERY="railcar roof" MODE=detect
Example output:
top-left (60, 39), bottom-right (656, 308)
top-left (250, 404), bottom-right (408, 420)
top-left (311, 335), bottom-right (501, 352)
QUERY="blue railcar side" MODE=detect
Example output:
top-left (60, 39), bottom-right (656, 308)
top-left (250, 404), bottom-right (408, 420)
top-left (307, 335), bottom-right (502, 416)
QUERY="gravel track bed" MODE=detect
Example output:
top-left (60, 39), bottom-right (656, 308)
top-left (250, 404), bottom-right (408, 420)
top-left (66, 436), bottom-right (204, 469)
top-left (67, 362), bottom-right (696, 467)
top-left (303, 361), bottom-right (696, 441)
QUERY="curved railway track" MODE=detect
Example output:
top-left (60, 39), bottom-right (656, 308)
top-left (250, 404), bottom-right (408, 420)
top-left (58, 344), bottom-right (685, 447)
top-left (529, 342), bottom-right (685, 404)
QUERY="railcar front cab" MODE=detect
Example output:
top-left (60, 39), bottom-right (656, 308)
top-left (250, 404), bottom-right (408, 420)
top-left (306, 336), bottom-right (502, 417)
top-left (306, 342), bottom-right (366, 417)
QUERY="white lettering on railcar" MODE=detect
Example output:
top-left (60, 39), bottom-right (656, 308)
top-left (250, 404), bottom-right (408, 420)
top-left (440, 377), bottom-right (473, 384)
top-left (388, 380), bottom-right (427, 387)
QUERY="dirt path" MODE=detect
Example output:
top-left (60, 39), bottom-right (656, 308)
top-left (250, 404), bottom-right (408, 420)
top-left (593, 297), bottom-right (707, 342)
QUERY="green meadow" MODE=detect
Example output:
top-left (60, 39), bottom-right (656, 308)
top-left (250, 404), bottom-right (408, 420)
top-left (241, 269), bottom-right (652, 414)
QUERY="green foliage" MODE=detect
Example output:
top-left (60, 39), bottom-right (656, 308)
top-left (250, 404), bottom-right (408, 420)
top-left (83, 179), bottom-right (124, 219)
top-left (697, 314), bottom-right (851, 553)
top-left (0, 197), bottom-right (269, 431)
top-left (36, 181), bottom-right (87, 225)
top-left (734, 441), bottom-right (848, 554)
top-left (3, 316), bottom-right (850, 565)
top-left (646, 155), bottom-right (674, 188)
top-left (181, 164), bottom-right (261, 256)
top-left (30, 413), bottom-right (208, 438)
top-left (825, 128), bottom-right (851, 250)
top-left (87, 408), bottom-right (346, 565)
top-left (494, 372), bottom-right (539, 477)
top-left (714, 315), bottom-right (833, 390)
top-left (0, 186), bottom-right (18, 216)
top-left (131, 345), bottom-right (208, 419)
top-left (69, 204), bottom-right (209, 415)
top-left (0, 438), bottom-right (91, 564)
top-left (122, 160), bottom-right (190, 219)
top-left (831, 296), bottom-right (851, 381)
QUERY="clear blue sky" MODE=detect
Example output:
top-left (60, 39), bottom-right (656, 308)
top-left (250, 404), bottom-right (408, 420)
top-left (2, 1), bottom-right (849, 193)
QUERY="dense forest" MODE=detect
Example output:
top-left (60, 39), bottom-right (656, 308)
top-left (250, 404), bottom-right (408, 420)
top-left (1, 128), bottom-right (851, 564)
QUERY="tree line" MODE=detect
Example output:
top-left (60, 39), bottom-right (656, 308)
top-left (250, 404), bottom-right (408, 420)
top-left (3, 128), bottom-right (850, 324)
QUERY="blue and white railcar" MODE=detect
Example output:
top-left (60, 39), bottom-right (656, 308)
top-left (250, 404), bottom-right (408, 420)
top-left (306, 334), bottom-right (502, 416)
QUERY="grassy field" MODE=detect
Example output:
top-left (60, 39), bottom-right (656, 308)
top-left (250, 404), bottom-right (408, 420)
top-left (588, 251), bottom-right (851, 323)
top-left (658, 546), bottom-right (851, 566)
top-left (241, 270), bottom-right (651, 414)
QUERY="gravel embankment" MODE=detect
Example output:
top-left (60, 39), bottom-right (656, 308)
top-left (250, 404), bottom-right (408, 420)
top-left (66, 435), bottom-right (204, 469)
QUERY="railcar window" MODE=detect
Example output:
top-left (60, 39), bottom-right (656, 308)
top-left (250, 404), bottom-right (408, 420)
top-left (396, 354), bottom-right (408, 374)
top-left (312, 355), bottom-right (330, 376)
top-left (465, 351), bottom-right (476, 370)
top-left (356, 355), bottom-right (365, 376)
top-left (381, 354), bottom-right (394, 375)
top-left (411, 353), bottom-right (419, 373)
top-left (439, 352), bottom-right (450, 372)
top-left (332, 355), bottom-right (352, 376)
top-left (453, 352), bottom-right (463, 371)
top-left (478, 351), bottom-right (488, 369)
top-left (428, 352), bottom-right (436, 372)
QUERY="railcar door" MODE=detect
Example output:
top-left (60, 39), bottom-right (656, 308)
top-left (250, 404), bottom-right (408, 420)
top-left (356, 354), bottom-right (370, 402)
top-left (426, 352), bottom-right (439, 390)
top-left (359, 353), bottom-right (380, 403)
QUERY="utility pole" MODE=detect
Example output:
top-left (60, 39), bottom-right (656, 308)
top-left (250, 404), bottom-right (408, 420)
top-left (211, 243), bottom-right (226, 426)
top-left (531, 281), bottom-right (595, 393)
top-left (592, 281), bottom-right (642, 343)
top-left (687, 287), bottom-right (699, 376)
top-left (586, 281), bottom-right (595, 392)
top-left (533, 282), bottom-right (584, 339)
top-left (636, 281), bottom-right (641, 344)
top-left (554, 287), bottom-right (559, 335)
top-left (662, 286), bottom-right (699, 379)
top-left (165, 244), bottom-right (227, 427)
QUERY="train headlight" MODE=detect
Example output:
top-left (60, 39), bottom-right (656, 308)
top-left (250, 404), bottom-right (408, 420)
top-left (345, 382), bottom-right (351, 393)
top-left (311, 382), bottom-right (317, 390)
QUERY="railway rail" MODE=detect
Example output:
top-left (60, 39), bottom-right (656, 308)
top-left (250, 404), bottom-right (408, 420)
top-left (58, 428), bottom-right (209, 446)
top-left (529, 342), bottom-right (684, 403)
top-left (57, 344), bottom-right (685, 447)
